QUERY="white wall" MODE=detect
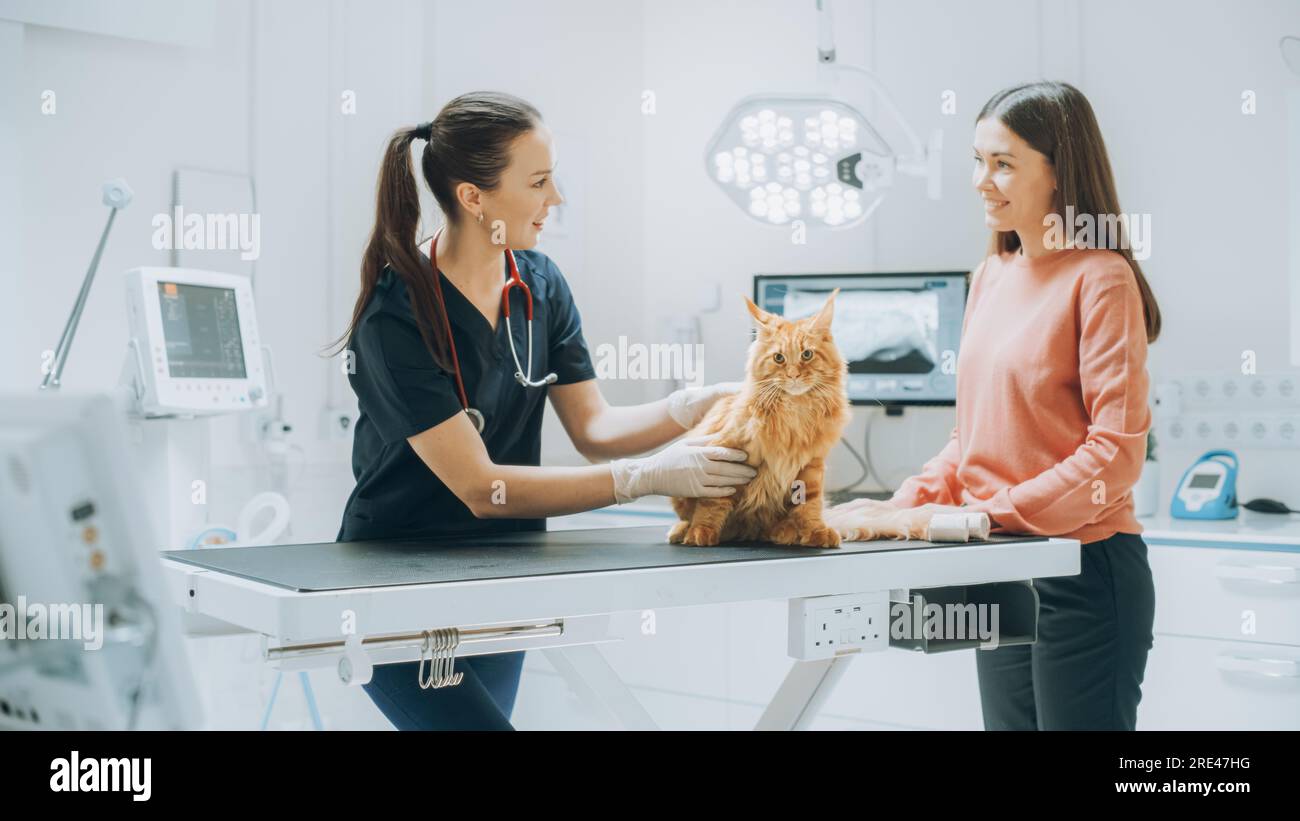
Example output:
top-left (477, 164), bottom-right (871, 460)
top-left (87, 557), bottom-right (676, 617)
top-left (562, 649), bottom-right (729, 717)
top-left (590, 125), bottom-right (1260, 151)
top-left (1080, 0), bottom-right (1300, 508)
top-left (3, 0), bottom-right (1298, 729)
top-left (4, 4), bottom-right (252, 395)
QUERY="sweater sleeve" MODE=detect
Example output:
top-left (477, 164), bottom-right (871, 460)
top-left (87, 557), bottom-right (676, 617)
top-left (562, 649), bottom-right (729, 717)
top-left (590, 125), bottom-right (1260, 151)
top-left (890, 427), bottom-right (963, 507)
top-left (964, 274), bottom-right (1151, 536)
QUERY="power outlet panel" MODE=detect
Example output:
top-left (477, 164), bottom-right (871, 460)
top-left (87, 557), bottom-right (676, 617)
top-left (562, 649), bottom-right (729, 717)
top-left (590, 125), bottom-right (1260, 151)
top-left (788, 591), bottom-right (889, 660)
top-left (1156, 371), bottom-right (1300, 449)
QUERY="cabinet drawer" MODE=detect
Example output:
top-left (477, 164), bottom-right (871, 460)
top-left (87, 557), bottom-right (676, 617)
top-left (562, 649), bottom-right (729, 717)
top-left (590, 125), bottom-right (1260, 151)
top-left (1148, 545), bottom-right (1300, 645)
top-left (1138, 634), bottom-right (1300, 730)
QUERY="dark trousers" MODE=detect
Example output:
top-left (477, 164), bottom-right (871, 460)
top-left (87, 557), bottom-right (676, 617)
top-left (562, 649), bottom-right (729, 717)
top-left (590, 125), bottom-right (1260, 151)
top-left (975, 531), bottom-right (1156, 730)
top-left (362, 651), bottom-right (526, 731)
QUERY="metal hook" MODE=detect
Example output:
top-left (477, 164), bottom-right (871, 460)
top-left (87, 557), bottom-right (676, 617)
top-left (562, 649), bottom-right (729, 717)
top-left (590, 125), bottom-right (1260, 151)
top-left (417, 630), bottom-right (434, 689)
top-left (434, 627), bottom-right (463, 689)
top-left (434, 630), bottom-right (449, 687)
top-left (415, 628), bottom-right (463, 689)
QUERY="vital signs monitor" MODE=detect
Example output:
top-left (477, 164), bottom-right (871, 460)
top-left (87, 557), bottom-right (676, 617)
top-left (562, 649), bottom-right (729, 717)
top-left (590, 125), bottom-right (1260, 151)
top-left (124, 267), bottom-right (269, 417)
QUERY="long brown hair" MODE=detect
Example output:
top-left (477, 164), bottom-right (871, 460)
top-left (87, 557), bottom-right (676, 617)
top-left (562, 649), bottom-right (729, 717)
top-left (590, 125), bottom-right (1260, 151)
top-left (327, 91), bottom-right (542, 370)
top-left (977, 82), bottom-right (1161, 343)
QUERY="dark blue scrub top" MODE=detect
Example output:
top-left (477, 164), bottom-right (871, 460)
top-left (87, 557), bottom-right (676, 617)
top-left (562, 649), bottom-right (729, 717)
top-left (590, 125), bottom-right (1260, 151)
top-left (337, 249), bottom-right (597, 543)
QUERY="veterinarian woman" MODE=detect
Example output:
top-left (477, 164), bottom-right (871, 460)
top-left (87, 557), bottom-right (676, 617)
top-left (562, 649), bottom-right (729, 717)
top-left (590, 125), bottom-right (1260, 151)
top-left (881, 82), bottom-right (1159, 730)
top-left (333, 91), bottom-right (755, 730)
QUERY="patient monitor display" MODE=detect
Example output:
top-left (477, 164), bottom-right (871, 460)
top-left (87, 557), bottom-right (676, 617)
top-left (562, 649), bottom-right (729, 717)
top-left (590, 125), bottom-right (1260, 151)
top-left (755, 271), bottom-right (968, 405)
top-left (157, 282), bottom-right (247, 379)
top-left (125, 267), bottom-right (268, 416)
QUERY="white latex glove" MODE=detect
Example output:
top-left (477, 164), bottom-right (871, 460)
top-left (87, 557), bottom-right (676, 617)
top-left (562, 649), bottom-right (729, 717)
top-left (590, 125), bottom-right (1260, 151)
top-left (666, 381), bottom-right (744, 430)
top-left (609, 434), bottom-right (756, 503)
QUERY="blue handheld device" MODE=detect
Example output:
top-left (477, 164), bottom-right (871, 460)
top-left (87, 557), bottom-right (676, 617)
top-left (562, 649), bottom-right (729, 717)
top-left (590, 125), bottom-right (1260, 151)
top-left (1170, 450), bottom-right (1239, 519)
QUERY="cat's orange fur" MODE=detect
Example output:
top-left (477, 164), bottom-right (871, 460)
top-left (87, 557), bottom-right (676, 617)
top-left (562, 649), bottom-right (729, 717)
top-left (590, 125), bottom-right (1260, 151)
top-left (668, 290), bottom-right (852, 548)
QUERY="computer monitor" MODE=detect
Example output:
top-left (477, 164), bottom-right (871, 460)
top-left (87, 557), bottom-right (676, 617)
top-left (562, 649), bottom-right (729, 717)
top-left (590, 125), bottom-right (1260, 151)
top-left (753, 271), bottom-right (968, 406)
top-left (125, 267), bottom-right (269, 417)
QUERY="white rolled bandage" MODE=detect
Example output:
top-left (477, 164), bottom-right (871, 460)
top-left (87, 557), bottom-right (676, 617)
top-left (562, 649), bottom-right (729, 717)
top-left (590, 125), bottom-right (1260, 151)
top-left (925, 512), bottom-right (992, 542)
top-left (964, 512), bottom-right (991, 540)
top-left (926, 513), bottom-right (972, 542)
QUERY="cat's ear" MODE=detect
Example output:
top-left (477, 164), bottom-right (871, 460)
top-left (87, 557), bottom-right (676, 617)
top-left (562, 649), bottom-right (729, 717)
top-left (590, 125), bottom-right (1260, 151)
top-left (810, 287), bottom-right (840, 330)
top-left (744, 295), bottom-right (773, 328)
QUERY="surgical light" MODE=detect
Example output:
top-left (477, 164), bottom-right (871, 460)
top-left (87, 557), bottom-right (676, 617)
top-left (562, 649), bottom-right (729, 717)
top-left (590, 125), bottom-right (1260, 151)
top-left (705, 0), bottom-right (942, 230)
top-left (707, 97), bottom-right (892, 228)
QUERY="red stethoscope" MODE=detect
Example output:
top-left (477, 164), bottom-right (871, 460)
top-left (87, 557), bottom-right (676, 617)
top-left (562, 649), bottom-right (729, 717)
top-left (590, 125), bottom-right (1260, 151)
top-left (429, 226), bottom-right (557, 434)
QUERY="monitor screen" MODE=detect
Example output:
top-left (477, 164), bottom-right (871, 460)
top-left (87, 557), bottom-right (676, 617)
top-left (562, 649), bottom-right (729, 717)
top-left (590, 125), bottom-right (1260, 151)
top-left (156, 282), bottom-right (247, 379)
top-left (754, 272), bottom-right (967, 405)
top-left (1188, 472), bottom-right (1221, 489)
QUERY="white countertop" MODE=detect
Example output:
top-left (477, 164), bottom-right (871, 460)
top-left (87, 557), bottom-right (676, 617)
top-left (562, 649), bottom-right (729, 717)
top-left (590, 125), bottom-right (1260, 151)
top-left (1138, 512), bottom-right (1300, 550)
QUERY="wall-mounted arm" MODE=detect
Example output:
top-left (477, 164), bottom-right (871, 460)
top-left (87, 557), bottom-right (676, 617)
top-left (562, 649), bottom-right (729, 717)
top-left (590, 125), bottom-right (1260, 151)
top-left (40, 178), bottom-right (134, 390)
top-left (814, 1), bottom-right (940, 199)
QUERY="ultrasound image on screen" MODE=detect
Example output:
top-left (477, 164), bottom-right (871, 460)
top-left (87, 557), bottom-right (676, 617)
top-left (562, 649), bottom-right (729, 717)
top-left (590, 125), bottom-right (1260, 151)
top-left (759, 274), bottom-right (965, 404)
top-left (157, 282), bottom-right (247, 379)
top-left (784, 288), bottom-right (940, 374)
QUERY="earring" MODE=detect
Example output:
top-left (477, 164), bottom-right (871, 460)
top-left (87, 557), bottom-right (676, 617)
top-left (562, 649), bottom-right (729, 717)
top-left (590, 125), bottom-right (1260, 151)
top-left (476, 212), bottom-right (484, 225)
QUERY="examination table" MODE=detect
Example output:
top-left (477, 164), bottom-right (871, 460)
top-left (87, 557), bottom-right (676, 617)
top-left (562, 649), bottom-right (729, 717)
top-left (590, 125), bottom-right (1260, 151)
top-left (161, 525), bottom-right (1079, 730)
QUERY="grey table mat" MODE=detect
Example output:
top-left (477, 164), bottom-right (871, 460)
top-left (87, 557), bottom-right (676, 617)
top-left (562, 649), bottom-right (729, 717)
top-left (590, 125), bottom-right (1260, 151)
top-left (162, 525), bottom-right (1042, 593)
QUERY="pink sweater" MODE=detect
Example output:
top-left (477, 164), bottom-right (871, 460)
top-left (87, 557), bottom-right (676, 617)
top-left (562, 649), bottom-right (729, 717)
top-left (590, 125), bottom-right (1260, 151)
top-left (890, 247), bottom-right (1151, 544)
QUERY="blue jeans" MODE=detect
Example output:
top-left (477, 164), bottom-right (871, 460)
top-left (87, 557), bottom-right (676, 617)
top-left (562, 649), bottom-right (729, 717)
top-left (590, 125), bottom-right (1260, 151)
top-left (362, 651), bottom-right (526, 730)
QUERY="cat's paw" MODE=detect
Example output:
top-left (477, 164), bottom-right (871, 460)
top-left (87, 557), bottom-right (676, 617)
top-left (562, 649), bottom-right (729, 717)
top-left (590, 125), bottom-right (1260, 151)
top-left (683, 524), bottom-right (721, 546)
top-left (802, 525), bottom-right (841, 548)
top-left (667, 521), bottom-right (689, 544)
top-left (768, 518), bottom-right (802, 545)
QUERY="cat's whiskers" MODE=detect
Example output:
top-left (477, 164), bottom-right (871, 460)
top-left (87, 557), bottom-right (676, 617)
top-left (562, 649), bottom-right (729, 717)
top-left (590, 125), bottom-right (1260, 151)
top-left (806, 381), bottom-right (841, 403)
top-left (753, 379), bottom-right (784, 412)
top-left (747, 375), bottom-right (841, 415)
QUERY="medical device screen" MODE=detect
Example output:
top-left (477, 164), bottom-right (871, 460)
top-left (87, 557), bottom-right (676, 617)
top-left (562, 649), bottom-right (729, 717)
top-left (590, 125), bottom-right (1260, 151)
top-left (754, 272), bottom-right (967, 405)
top-left (156, 282), bottom-right (247, 379)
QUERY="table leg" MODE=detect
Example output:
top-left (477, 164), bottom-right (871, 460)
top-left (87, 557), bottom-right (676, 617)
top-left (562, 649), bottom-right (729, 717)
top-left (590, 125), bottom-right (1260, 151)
top-left (755, 654), bottom-right (856, 731)
top-left (543, 644), bottom-right (659, 731)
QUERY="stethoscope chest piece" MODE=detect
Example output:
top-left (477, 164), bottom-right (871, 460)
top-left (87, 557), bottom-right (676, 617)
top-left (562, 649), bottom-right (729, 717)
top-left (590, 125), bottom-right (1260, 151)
top-left (465, 407), bottom-right (485, 433)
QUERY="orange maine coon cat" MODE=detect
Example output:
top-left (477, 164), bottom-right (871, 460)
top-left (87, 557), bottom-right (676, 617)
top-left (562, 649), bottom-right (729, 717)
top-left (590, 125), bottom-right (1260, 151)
top-left (668, 290), bottom-right (852, 548)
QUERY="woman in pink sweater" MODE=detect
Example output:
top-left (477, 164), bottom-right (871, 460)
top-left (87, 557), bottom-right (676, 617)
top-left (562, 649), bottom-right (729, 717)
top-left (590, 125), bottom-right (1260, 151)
top-left (899, 82), bottom-right (1159, 730)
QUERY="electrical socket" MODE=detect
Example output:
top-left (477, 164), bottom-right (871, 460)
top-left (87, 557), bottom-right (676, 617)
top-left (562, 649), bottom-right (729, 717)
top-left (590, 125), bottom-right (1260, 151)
top-left (320, 407), bottom-right (357, 441)
top-left (1161, 411), bottom-right (1300, 449)
top-left (1160, 371), bottom-right (1300, 414)
top-left (242, 396), bottom-right (292, 455)
top-left (787, 591), bottom-right (889, 661)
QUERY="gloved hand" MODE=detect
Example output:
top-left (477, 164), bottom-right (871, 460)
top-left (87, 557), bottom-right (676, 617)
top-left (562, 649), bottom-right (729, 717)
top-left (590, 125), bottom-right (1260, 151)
top-left (666, 381), bottom-right (744, 430)
top-left (609, 435), bottom-right (756, 504)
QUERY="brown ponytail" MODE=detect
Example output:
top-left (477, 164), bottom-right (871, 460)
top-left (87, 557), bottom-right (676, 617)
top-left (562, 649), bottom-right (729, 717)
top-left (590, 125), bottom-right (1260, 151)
top-left (327, 127), bottom-right (453, 371)
top-left (327, 91), bottom-right (542, 369)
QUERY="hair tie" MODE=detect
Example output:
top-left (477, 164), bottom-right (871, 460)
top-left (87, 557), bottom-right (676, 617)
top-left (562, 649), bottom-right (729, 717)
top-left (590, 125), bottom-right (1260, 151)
top-left (412, 121), bottom-right (433, 141)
